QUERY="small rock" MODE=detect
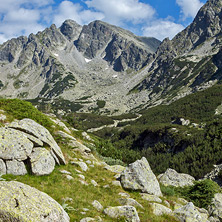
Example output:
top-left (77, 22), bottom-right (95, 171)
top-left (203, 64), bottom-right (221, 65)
top-left (104, 165), bottom-right (125, 174)
top-left (163, 200), bottom-right (171, 208)
top-left (80, 217), bottom-right (95, 222)
top-left (104, 206), bottom-right (140, 222)
top-left (91, 179), bottom-right (98, 187)
top-left (86, 160), bottom-right (92, 164)
top-left (118, 198), bottom-right (144, 209)
top-left (92, 200), bottom-right (103, 211)
top-left (82, 208), bottom-right (90, 212)
top-left (60, 170), bottom-right (72, 175)
top-left (78, 174), bottom-right (86, 180)
top-left (103, 185), bottom-right (110, 188)
top-left (150, 203), bottom-right (172, 216)
top-left (119, 192), bottom-right (131, 198)
top-left (208, 193), bottom-right (222, 221)
top-left (79, 180), bottom-right (88, 186)
top-left (140, 193), bottom-right (162, 203)
top-left (0, 114), bottom-right (6, 121)
top-left (112, 180), bottom-right (122, 187)
top-left (66, 175), bottom-right (74, 181)
top-left (71, 161), bottom-right (88, 171)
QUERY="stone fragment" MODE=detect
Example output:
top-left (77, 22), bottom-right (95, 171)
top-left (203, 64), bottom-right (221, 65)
top-left (158, 168), bottom-right (195, 187)
top-left (29, 148), bottom-right (55, 176)
top-left (119, 192), bottom-right (131, 198)
top-left (60, 170), bottom-right (72, 175)
top-left (92, 200), bottom-right (103, 211)
top-left (104, 165), bottom-right (125, 174)
top-left (78, 174), bottom-right (85, 180)
top-left (8, 118), bottom-right (66, 164)
top-left (0, 127), bottom-right (33, 161)
top-left (66, 175), bottom-right (74, 181)
top-left (6, 159), bottom-right (27, 175)
top-left (69, 140), bottom-right (91, 153)
top-left (0, 159), bottom-right (6, 175)
top-left (80, 218), bottom-right (95, 222)
top-left (71, 161), bottom-right (88, 171)
top-left (150, 203), bottom-right (172, 216)
top-left (0, 181), bottom-right (70, 221)
top-left (112, 180), bottom-right (122, 187)
top-left (91, 179), bottom-right (98, 187)
top-left (104, 206), bottom-right (140, 222)
top-left (120, 157), bottom-right (162, 196)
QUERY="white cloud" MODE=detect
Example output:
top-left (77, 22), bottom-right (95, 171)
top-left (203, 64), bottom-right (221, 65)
top-left (85, 0), bottom-right (155, 26)
top-left (143, 20), bottom-right (184, 41)
top-left (176, 0), bottom-right (204, 19)
top-left (53, 1), bottom-right (104, 27)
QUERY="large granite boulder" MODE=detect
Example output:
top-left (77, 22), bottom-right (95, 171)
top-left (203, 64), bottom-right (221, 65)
top-left (29, 148), bottom-right (55, 176)
top-left (104, 206), bottom-right (140, 222)
top-left (158, 168), bottom-right (195, 187)
top-left (0, 181), bottom-right (70, 221)
top-left (208, 193), bottom-right (222, 220)
top-left (174, 202), bottom-right (208, 222)
top-left (0, 127), bottom-right (33, 161)
top-left (120, 157), bottom-right (162, 196)
top-left (8, 118), bottom-right (66, 164)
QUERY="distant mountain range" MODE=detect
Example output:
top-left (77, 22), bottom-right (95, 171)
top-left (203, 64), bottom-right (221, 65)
top-left (0, 0), bottom-right (221, 115)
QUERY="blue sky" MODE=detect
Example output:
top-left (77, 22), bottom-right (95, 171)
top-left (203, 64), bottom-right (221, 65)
top-left (0, 0), bottom-right (207, 44)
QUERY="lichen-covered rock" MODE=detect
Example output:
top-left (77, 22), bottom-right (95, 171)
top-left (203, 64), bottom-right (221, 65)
top-left (104, 165), bottom-right (125, 174)
top-left (0, 127), bottom-right (33, 161)
top-left (150, 203), bottom-right (172, 216)
top-left (71, 161), bottom-right (88, 171)
top-left (69, 140), bottom-right (91, 153)
top-left (0, 159), bottom-right (6, 175)
top-left (6, 159), bottom-right (27, 175)
top-left (140, 193), bottom-right (162, 203)
top-left (8, 118), bottom-right (66, 164)
top-left (0, 181), bottom-right (69, 221)
top-left (92, 200), bottom-right (103, 211)
top-left (104, 206), bottom-right (140, 222)
top-left (118, 198), bottom-right (144, 209)
top-left (208, 193), bottom-right (222, 221)
top-left (158, 168), bottom-right (195, 187)
top-left (29, 148), bottom-right (55, 176)
top-left (174, 202), bottom-right (208, 222)
top-left (120, 157), bottom-right (162, 196)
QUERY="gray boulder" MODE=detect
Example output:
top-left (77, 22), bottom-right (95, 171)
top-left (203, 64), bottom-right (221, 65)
top-left (8, 118), bottom-right (66, 164)
top-left (150, 203), bottom-right (172, 216)
top-left (0, 181), bottom-right (70, 221)
top-left (158, 168), bottom-right (195, 187)
top-left (0, 127), bottom-right (33, 161)
top-left (120, 157), bottom-right (162, 196)
top-left (140, 193), bottom-right (162, 203)
top-left (174, 202), bottom-right (208, 222)
top-left (208, 193), bottom-right (222, 220)
top-left (6, 159), bottom-right (27, 175)
top-left (92, 200), bottom-right (103, 211)
top-left (0, 159), bottom-right (6, 175)
top-left (104, 206), bottom-right (140, 222)
top-left (29, 148), bottom-right (55, 176)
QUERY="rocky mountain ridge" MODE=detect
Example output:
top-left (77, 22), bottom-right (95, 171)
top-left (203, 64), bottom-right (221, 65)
top-left (0, 0), bottom-right (222, 114)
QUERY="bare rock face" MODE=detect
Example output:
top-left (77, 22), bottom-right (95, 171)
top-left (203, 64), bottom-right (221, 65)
top-left (104, 206), bottom-right (140, 222)
top-left (29, 148), bottom-right (56, 176)
top-left (8, 118), bottom-right (66, 165)
top-left (0, 181), bottom-right (70, 222)
top-left (0, 127), bottom-right (33, 161)
top-left (158, 168), bottom-right (195, 187)
top-left (120, 157), bottom-right (162, 196)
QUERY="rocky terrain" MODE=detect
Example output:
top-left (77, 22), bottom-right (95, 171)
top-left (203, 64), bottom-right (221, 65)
top-left (0, 101), bottom-right (222, 222)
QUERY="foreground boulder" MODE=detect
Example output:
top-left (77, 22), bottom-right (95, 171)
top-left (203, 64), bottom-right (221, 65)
top-left (9, 118), bottom-right (66, 164)
top-left (104, 206), bottom-right (140, 222)
top-left (158, 168), bottom-right (195, 187)
top-left (0, 181), bottom-right (70, 221)
top-left (120, 157), bottom-right (162, 196)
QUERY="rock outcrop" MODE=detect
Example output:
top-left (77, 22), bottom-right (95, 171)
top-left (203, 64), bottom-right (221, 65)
top-left (208, 193), bottom-right (222, 220)
top-left (0, 118), bottom-right (66, 176)
top-left (120, 157), bottom-right (162, 196)
top-left (0, 181), bottom-right (70, 221)
top-left (158, 168), bottom-right (195, 187)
